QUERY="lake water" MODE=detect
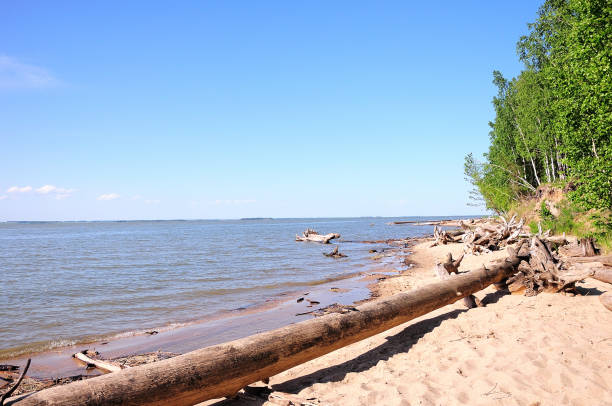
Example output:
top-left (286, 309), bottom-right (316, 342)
top-left (0, 217), bottom-right (455, 359)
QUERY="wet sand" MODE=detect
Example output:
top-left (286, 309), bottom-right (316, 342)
top-left (201, 239), bottom-right (612, 406)
top-left (1, 241), bottom-right (409, 381)
top-left (6, 235), bottom-right (611, 405)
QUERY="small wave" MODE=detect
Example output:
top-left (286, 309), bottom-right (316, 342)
top-left (0, 338), bottom-right (79, 361)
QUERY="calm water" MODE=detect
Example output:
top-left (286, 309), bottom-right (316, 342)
top-left (0, 217), bottom-right (452, 358)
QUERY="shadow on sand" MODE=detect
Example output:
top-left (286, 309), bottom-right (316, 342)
top-left (209, 307), bottom-right (468, 405)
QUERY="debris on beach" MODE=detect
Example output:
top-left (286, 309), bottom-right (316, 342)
top-left (73, 351), bottom-right (122, 373)
top-left (323, 246), bottom-right (347, 258)
top-left (431, 216), bottom-right (611, 303)
top-left (295, 229), bottom-right (340, 244)
top-left (0, 359), bottom-right (30, 405)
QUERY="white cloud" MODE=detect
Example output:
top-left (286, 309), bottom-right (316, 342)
top-left (144, 199), bottom-right (160, 204)
top-left (0, 195), bottom-right (7, 200)
top-left (5, 184), bottom-right (75, 200)
top-left (36, 184), bottom-right (75, 195)
top-left (97, 193), bottom-right (120, 201)
top-left (36, 185), bottom-right (57, 194)
top-left (0, 55), bottom-right (59, 89)
top-left (7, 185), bottom-right (32, 193)
top-left (213, 199), bottom-right (256, 205)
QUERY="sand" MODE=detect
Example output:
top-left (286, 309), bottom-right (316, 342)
top-left (205, 240), bottom-right (612, 406)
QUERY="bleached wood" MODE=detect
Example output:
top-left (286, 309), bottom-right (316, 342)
top-left (295, 229), bottom-right (340, 244)
top-left (73, 352), bottom-right (122, 373)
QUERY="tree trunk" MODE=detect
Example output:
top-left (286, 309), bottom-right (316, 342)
top-left (593, 269), bottom-right (612, 285)
top-left (7, 247), bottom-right (525, 406)
top-left (544, 150), bottom-right (551, 182)
top-left (580, 238), bottom-right (597, 257)
top-left (600, 292), bottom-right (612, 312)
top-left (512, 111), bottom-right (541, 186)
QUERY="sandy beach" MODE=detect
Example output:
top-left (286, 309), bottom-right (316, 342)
top-left (3, 232), bottom-right (611, 405)
top-left (201, 239), bottom-right (612, 406)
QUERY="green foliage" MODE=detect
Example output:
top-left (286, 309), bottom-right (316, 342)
top-left (540, 201), bottom-right (553, 220)
top-left (466, 0), bottom-right (611, 213)
top-left (540, 201), bottom-right (577, 235)
top-left (587, 212), bottom-right (612, 253)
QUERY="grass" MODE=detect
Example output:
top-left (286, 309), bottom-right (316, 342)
top-left (515, 186), bottom-right (612, 254)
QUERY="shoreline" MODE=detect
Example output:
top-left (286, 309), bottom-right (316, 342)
top-left (4, 227), bottom-right (611, 404)
top-left (0, 237), bottom-right (418, 382)
top-left (199, 236), bottom-right (611, 405)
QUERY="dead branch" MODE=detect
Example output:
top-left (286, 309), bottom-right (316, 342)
top-left (0, 359), bottom-right (30, 406)
top-left (73, 352), bottom-right (122, 373)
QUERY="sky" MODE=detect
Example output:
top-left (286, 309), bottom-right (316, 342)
top-left (0, 1), bottom-right (541, 221)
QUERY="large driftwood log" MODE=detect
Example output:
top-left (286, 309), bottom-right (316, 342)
top-left (600, 292), bottom-right (612, 312)
top-left (565, 262), bottom-right (612, 285)
top-left (295, 229), bottom-right (340, 244)
top-left (7, 248), bottom-right (525, 406)
top-left (593, 269), bottom-right (612, 285)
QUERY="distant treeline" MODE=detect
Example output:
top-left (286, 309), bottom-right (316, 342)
top-left (465, 0), bottom-right (610, 213)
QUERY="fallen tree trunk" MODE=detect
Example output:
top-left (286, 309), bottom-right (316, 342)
top-left (593, 269), bottom-right (612, 285)
top-left (434, 252), bottom-right (480, 309)
top-left (7, 245), bottom-right (525, 406)
top-left (600, 292), bottom-right (612, 312)
top-left (562, 257), bottom-right (612, 285)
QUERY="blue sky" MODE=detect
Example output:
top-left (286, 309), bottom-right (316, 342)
top-left (1, 1), bottom-right (539, 220)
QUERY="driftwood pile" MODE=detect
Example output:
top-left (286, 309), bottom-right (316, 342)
top-left (467, 234), bottom-right (612, 301)
top-left (295, 229), bottom-right (340, 244)
top-left (429, 216), bottom-right (524, 253)
top-left (434, 228), bottom-right (612, 310)
top-left (430, 226), bottom-right (459, 246)
top-left (460, 215), bottom-right (525, 255)
top-left (502, 237), bottom-right (589, 296)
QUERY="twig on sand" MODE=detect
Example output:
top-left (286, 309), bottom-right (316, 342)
top-left (0, 358), bottom-right (31, 406)
top-left (481, 382), bottom-right (511, 399)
